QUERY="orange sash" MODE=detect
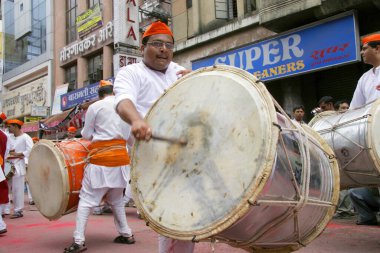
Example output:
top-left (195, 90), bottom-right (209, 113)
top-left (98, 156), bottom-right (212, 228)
top-left (88, 139), bottom-right (130, 167)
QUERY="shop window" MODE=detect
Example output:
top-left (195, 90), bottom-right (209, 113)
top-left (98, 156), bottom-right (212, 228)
top-left (215, 0), bottom-right (238, 19)
top-left (65, 65), bottom-right (77, 91)
top-left (88, 54), bottom-right (103, 84)
top-left (186, 0), bottom-right (192, 9)
top-left (246, 0), bottom-right (256, 13)
top-left (88, 0), bottom-right (101, 8)
top-left (66, 0), bottom-right (77, 44)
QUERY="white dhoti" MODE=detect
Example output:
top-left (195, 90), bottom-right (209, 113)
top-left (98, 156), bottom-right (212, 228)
top-left (73, 164), bottom-right (132, 245)
top-left (158, 236), bottom-right (195, 253)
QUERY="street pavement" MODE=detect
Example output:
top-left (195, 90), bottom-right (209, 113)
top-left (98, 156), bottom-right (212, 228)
top-left (0, 200), bottom-right (379, 253)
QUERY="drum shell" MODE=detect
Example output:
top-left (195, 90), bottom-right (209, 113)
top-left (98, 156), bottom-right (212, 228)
top-left (27, 139), bottom-right (90, 220)
top-left (131, 66), bottom-right (339, 252)
top-left (309, 99), bottom-right (380, 188)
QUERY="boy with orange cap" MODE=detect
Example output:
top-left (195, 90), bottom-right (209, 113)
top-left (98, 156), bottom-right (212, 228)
top-left (114, 20), bottom-right (193, 253)
top-left (6, 119), bottom-right (33, 219)
top-left (67, 126), bottom-right (77, 139)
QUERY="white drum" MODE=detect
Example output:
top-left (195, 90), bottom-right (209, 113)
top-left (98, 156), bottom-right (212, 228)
top-left (131, 66), bottom-right (339, 252)
top-left (309, 99), bottom-right (380, 188)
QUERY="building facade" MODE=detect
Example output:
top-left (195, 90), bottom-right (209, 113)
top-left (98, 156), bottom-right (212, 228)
top-left (172, 0), bottom-right (380, 121)
top-left (1, 0), bottom-right (54, 135)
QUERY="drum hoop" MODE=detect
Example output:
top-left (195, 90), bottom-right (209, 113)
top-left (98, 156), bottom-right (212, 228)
top-left (308, 111), bottom-right (339, 127)
top-left (295, 125), bottom-right (340, 247)
top-left (27, 139), bottom-right (71, 220)
top-left (367, 98), bottom-right (380, 172)
top-left (131, 65), bottom-right (280, 240)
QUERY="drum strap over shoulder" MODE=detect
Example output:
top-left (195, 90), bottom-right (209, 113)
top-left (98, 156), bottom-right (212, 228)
top-left (88, 139), bottom-right (130, 167)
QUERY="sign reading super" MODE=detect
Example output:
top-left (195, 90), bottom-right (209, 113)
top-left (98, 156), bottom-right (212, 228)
top-left (192, 13), bottom-right (360, 81)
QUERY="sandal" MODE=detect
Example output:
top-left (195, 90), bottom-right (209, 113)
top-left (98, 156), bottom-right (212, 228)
top-left (113, 235), bottom-right (135, 244)
top-left (63, 242), bottom-right (87, 253)
top-left (10, 212), bottom-right (23, 219)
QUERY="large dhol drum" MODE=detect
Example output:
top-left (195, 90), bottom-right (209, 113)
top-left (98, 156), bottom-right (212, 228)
top-left (131, 66), bottom-right (339, 252)
top-left (309, 99), bottom-right (380, 188)
top-left (27, 139), bottom-right (90, 220)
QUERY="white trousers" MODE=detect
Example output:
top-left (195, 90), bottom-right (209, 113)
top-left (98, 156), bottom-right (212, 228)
top-left (0, 212), bottom-right (5, 230)
top-left (158, 236), bottom-right (195, 253)
top-left (73, 182), bottom-right (132, 244)
top-left (11, 175), bottom-right (24, 212)
top-left (26, 182), bottom-right (33, 201)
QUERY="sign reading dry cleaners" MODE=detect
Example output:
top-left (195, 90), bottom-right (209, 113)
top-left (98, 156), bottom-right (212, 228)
top-left (192, 13), bottom-right (360, 81)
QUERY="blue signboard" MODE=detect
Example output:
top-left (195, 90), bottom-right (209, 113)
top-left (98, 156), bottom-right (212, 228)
top-left (192, 13), bottom-right (360, 81)
top-left (60, 78), bottom-right (114, 111)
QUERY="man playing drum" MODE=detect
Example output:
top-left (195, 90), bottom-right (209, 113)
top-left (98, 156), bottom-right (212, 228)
top-left (349, 33), bottom-right (380, 226)
top-left (63, 80), bottom-right (135, 253)
top-left (114, 21), bottom-right (193, 253)
top-left (6, 119), bottom-right (33, 219)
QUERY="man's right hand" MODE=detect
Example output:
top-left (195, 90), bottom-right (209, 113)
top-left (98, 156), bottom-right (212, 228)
top-left (131, 119), bottom-right (152, 141)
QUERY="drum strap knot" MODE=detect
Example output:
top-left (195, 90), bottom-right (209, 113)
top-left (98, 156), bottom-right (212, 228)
top-left (87, 139), bottom-right (130, 167)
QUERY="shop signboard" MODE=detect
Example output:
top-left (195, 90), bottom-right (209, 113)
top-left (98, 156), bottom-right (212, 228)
top-left (2, 76), bottom-right (49, 118)
top-left (60, 78), bottom-right (114, 111)
top-left (192, 12), bottom-right (360, 81)
top-left (76, 3), bottom-right (103, 38)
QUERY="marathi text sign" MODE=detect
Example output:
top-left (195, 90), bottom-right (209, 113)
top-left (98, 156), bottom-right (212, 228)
top-left (192, 13), bottom-right (360, 81)
top-left (2, 76), bottom-right (49, 118)
top-left (76, 3), bottom-right (103, 38)
top-left (60, 78), bottom-right (114, 111)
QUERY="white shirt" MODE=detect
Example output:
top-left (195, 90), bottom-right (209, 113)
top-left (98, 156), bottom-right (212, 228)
top-left (81, 96), bottom-right (130, 141)
top-left (10, 133), bottom-right (33, 176)
top-left (114, 61), bottom-right (185, 117)
top-left (81, 95), bottom-right (130, 188)
top-left (350, 66), bottom-right (380, 109)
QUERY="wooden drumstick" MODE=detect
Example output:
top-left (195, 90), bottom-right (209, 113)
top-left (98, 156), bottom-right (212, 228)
top-left (151, 134), bottom-right (188, 146)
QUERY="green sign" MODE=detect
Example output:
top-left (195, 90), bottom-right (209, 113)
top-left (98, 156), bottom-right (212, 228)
top-left (76, 3), bottom-right (103, 38)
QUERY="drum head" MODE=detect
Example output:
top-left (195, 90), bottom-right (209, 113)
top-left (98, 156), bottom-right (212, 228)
top-left (308, 110), bottom-right (338, 127)
top-left (27, 140), bottom-right (69, 220)
top-left (131, 65), bottom-right (279, 239)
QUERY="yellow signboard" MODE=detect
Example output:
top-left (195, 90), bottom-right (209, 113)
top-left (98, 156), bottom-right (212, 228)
top-left (76, 3), bottom-right (103, 37)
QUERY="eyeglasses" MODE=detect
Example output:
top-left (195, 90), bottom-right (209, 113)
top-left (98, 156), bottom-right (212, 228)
top-left (146, 41), bottom-right (174, 50)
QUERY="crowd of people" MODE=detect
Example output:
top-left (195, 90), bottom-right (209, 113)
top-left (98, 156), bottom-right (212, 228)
top-left (0, 21), bottom-right (380, 253)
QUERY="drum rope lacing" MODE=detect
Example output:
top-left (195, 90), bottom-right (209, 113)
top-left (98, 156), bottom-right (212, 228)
top-left (56, 139), bottom-right (90, 195)
top-left (249, 96), bottom-right (335, 247)
top-left (315, 113), bottom-right (373, 182)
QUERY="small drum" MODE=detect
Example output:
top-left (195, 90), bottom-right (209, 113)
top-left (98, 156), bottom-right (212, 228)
top-left (309, 99), bottom-right (380, 188)
top-left (4, 161), bottom-right (15, 180)
top-left (131, 66), bottom-right (339, 252)
top-left (27, 139), bottom-right (90, 220)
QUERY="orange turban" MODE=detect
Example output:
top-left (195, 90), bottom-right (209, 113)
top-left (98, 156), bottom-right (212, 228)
top-left (99, 80), bottom-right (112, 87)
top-left (362, 34), bottom-right (380, 45)
top-left (0, 113), bottom-right (6, 121)
top-left (67, 126), bottom-right (77, 133)
top-left (0, 156), bottom-right (3, 166)
top-left (142, 21), bottom-right (173, 39)
top-left (32, 137), bottom-right (39, 142)
top-left (6, 119), bottom-right (24, 126)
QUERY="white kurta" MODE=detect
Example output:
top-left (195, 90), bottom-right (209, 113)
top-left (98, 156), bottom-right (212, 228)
top-left (10, 133), bottom-right (33, 176)
top-left (81, 95), bottom-right (131, 189)
top-left (73, 95), bottom-right (133, 245)
top-left (114, 61), bottom-right (194, 253)
top-left (350, 66), bottom-right (380, 109)
top-left (114, 61), bottom-right (185, 117)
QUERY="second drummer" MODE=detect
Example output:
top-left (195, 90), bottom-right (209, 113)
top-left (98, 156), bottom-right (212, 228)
top-left (63, 80), bottom-right (135, 253)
